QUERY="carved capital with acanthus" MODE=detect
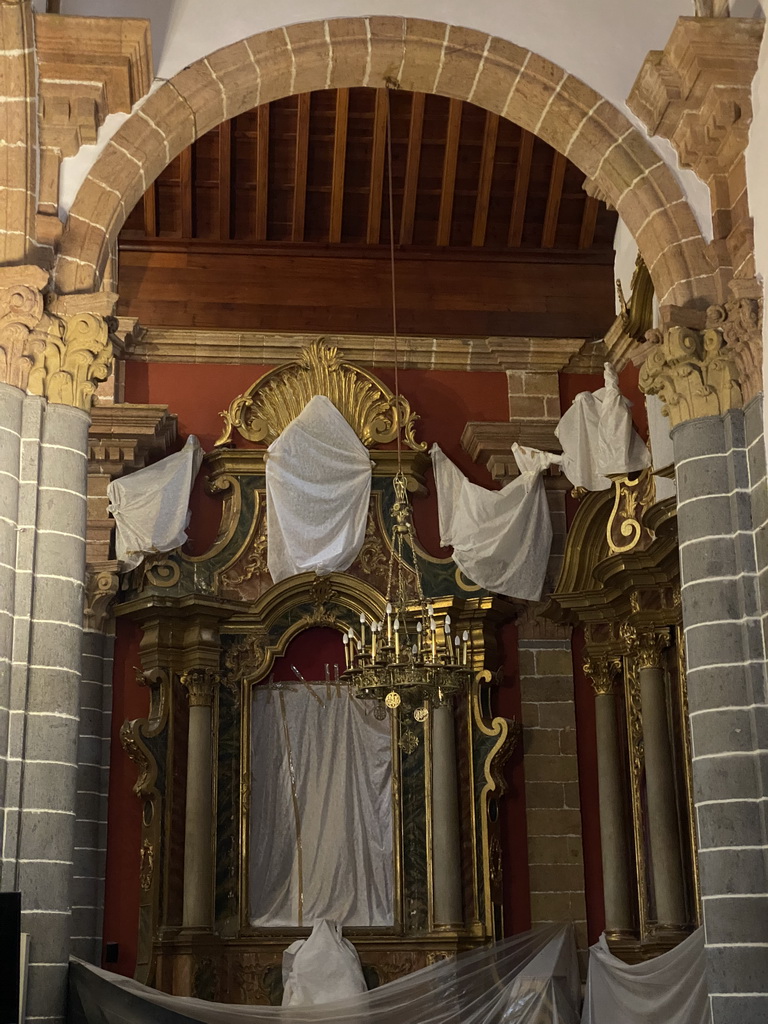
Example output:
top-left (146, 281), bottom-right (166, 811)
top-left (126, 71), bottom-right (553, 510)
top-left (620, 624), bottom-right (670, 670)
top-left (0, 265), bottom-right (49, 391)
top-left (181, 668), bottom-right (220, 708)
top-left (83, 564), bottom-right (119, 633)
top-left (639, 323), bottom-right (742, 428)
top-left (584, 656), bottom-right (622, 696)
top-left (705, 292), bottom-right (763, 405)
top-left (27, 310), bottom-right (114, 412)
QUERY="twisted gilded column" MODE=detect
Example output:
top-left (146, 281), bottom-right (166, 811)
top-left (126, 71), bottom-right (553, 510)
top-left (430, 702), bottom-right (463, 928)
top-left (181, 668), bottom-right (220, 929)
top-left (584, 656), bottom-right (633, 935)
top-left (623, 626), bottom-right (686, 928)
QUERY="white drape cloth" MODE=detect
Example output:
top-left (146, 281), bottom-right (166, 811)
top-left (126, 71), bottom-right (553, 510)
top-left (69, 924), bottom-right (582, 1024)
top-left (582, 928), bottom-right (710, 1024)
top-left (430, 443), bottom-right (560, 601)
top-left (555, 363), bottom-right (650, 492)
top-left (266, 396), bottom-right (373, 582)
top-left (106, 435), bottom-right (203, 570)
top-left (249, 683), bottom-right (394, 928)
top-left (282, 921), bottom-right (367, 1006)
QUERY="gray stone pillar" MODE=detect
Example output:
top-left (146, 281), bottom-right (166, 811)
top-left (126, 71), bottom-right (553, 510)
top-left (430, 702), bottom-right (463, 928)
top-left (673, 402), bottom-right (768, 1024)
top-left (585, 658), bottom-right (633, 935)
top-left (181, 669), bottom-right (218, 930)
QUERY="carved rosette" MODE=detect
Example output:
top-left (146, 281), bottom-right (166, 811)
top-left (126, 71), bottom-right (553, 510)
top-left (584, 656), bottom-right (622, 696)
top-left (181, 668), bottom-right (220, 708)
top-left (0, 266), bottom-right (49, 391)
top-left (620, 624), bottom-right (670, 670)
top-left (28, 311), bottom-right (114, 411)
top-left (639, 324), bottom-right (742, 428)
top-left (706, 295), bottom-right (763, 405)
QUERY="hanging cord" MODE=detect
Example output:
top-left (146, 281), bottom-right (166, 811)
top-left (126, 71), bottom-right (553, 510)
top-left (384, 84), bottom-right (403, 477)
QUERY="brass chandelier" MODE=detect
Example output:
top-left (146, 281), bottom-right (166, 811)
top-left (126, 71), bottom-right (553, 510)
top-left (342, 87), bottom-right (472, 721)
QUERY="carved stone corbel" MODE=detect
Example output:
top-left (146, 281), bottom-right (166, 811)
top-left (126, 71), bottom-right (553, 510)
top-left (0, 266), bottom-right (49, 391)
top-left (639, 323), bottom-right (742, 428)
top-left (83, 564), bottom-right (119, 633)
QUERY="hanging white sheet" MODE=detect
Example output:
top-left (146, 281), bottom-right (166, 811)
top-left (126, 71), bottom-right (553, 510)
top-left (249, 683), bottom-right (394, 928)
top-left (106, 435), bottom-right (203, 570)
top-left (430, 443), bottom-right (560, 601)
top-left (69, 923), bottom-right (582, 1024)
top-left (582, 928), bottom-right (710, 1024)
top-left (555, 363), bottom-right (650, 492)
top-left (266, 396), bottom-right (373, 582)
top-left (282, 920), bottom-right (367, 1006)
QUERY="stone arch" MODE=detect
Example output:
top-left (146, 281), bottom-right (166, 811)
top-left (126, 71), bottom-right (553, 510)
top-left (55, 16), bottom-right (716, 309)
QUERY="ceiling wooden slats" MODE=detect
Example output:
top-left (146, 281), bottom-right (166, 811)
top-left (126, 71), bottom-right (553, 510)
top-left (121, 86), bottom-right (617, 256)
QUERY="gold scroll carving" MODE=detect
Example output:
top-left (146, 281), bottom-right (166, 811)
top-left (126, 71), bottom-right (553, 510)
top-left (28, 311), bottom-right (114, 411)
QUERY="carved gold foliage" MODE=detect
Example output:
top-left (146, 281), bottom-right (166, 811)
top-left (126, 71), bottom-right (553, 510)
top-left (357, 508), bottom-right (389, 578)
top-left (639, 324), bottom-right (742, 428)
top-left (215, 339), bottom-right (425, 450)
top-left (139, 838), bottom-right (154, 892)
top-left (225, 631), bottom-right (269, 684)
top-left (621, 624), bottom-right (670, 671)
top-left (223, 528), bottom-right (269, 588)
top-left (0, 267), bottom-right (48, 391)
top-left (28, 311), bottom-right (113, 411)
top-left (583, 656), bottom-right (622, 696)
top-left (706, 295), bottom-right (763, 405)
top-left (607, 468), bottom-right (656, 556)
top-left (181, 668), bottom-right (220, 708)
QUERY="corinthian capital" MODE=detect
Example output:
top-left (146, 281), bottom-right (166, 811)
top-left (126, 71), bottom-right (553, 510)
top-left (181, 668), bottom-right (220, 708)
top-left (0, 266), bottom-right (49, 391)
top-left (27, 311), bottom-right (114, 412)
top-left (639, 324), bottom-right (742, 428)
top-left (705, 293), bottom-right (763, 405)
top-left (584, 657), bottom-right (622, 696)
top-left (620, 625), bottom-right (670, 670)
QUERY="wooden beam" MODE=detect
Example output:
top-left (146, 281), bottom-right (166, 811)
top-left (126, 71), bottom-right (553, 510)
top-left (366, 89), bottom-right (388, 245)
top-left (217, 119), bottom-right (231, 241)
top-left (436, 98), bottom-right (463, 246)
top-left (179, 145), bottom-right (193, 238)
top-left (255, 104), bottom-right (270, 242)
top-left (471, 111), bottom-right (499, 247)
top-left (142, 181), bottom-right (156, 238)
top-left (541, 150), bottom-right (567, 248)
top-left (292, 92), bottom-right (311, 243)
top-left (508, 129), bottom-right (534, 247)
top-left (329, 87), bottom-right (349, 244)
top-left (399, 92), bottom-right (425, 246)
top-left (578, 195), bottom-right (600, 250)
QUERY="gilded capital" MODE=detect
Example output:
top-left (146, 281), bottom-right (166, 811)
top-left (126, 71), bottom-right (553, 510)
top-left (27, 311), bottom-right (114, 412)
top-left (639, 324), bottom-right (742, 428)
top-left (0, 265), bottom-right (49, 391)
top-left (584, 657), bottom-right (622, 696)
top-left (620, 624), bottom-right (670, 670)
top-left (181, 668), bottom-right (220, 708)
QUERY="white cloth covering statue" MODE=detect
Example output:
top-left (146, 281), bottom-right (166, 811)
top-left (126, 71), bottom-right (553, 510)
top-left (281, 920), bottom-right (368, 1007)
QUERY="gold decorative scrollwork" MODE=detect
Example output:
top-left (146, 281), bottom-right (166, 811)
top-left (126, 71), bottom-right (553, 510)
top-left (215, 339), bottom-right (426, 450)
top-left (583, 656), bottom-right (622, 696)
top-left (222, 528), bottom-right (269, 587)
top-left (607, 468), bottom-right (656, 555)
top-left (139, 838), bottom-right (154, 891)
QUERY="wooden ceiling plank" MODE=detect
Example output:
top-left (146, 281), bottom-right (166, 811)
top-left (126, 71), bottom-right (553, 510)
top-left (471, 110), bottom-right (499, 247)
top-left (292, 92), bottom-right (311, 243)
top-left (217, 119), bottom-right (231, 241)
top-left (366, 89), bottom-right (388, 245)
top-left (508, 129), bottom-right (534, 247)
top-left (541, 150), bottom-right (567, 248)
top-left (578, 195), bottom-right (600, 250)
top-left (142, 180), bottom-right (156, 238)
top-left (400, 91), bottom-right (425, 246)
top-left (436, 98), bottom-right (463, 247)
top-left (179, 145), bottom-right (193, 238)
top-left (329, 87), bottom-right (350, 244)
top-left (255, 104), bottom-right (270, 242)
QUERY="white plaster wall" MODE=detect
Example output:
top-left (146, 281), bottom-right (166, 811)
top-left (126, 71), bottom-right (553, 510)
top-left (58, 0), bottom-right (713, 235)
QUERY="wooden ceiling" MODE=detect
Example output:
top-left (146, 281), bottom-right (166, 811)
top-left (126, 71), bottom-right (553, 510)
top-left (118, 87), bottom-right (618, 338)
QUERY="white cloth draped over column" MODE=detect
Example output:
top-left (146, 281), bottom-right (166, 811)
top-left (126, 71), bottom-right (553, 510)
top-left (107, 435), bottom-right (204, 570)
top-left (266, 395), bottom-right (373, 582)
top-left (430, 443), bottom-right (560, 601)
top-left (555, 363), bottom-right (650, 492)
top-left (249, 683), bottom-right (394, 928)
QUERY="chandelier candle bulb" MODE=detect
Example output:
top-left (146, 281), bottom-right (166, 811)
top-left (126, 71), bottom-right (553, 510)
top-left (462, 630), bottom-right (469, 666)
top-left (394, 617), bottom-right (400, 659)
top-left (360, 612), bottom-right (366, 649)
top-left (386, 602), bottom-right (392, 642)
top-left (342, 632), bottom-right (350, 668)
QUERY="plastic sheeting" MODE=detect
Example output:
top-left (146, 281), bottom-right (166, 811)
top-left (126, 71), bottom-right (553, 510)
top-left (582, 928), bottom-right (710, 1024)
top-left (266, 396), bottom-right (373, 582)
top-left (555, 363), bottom-right (650, 492)
top-left (107, 435), bottom-right (204, 570)
top-left (431, 443), bottom-right (560, 601)
top-left (282, 921), bottom-right (367, 1006)
top-left (69, 924), bottom-right (581, 1024)
top-left (249, 683), bottom-right (394, 928)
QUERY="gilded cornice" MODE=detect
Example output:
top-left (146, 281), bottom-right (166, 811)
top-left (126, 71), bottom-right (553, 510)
top-left (0, 266), bottom-right (49, 391)
top-left (638, 323), bottom-right (742, 428)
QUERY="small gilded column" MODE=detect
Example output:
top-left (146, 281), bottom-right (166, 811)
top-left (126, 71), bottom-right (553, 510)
top-left (431, 702), bottom-right (463, 928)
top-left (181, 668), bottom-right (219, 929)
top-left (585, 656), bottom-right (633, 936)
top-left (625, 626), bottom-right (686, 928)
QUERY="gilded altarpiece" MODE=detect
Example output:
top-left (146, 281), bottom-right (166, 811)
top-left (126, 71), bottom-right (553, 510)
top-left (118, 343), bottom-right (518, 1001)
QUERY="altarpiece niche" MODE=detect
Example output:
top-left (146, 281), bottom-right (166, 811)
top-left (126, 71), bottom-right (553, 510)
top-left (118, 341), bottom-right (519, 1003)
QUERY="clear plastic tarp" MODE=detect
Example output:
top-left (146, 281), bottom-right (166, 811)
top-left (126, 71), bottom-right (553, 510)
top-left (69, 924), bottom-right (581, 1024)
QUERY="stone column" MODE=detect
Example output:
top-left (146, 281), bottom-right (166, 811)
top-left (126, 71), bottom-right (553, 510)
top-left (181, 668), bottom-right (219, 929)
top-left (584, 657), bottom-right (633, 935)
top-left (430, 702), bottom-right (462, 928)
